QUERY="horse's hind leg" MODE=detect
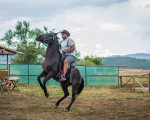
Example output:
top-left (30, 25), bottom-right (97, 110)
top-left (37, 70), bottom-right (47, 90)
top-left (55, 85), bottom-right (69, 109)
top-left (64, 85), bottom-right (78, 111)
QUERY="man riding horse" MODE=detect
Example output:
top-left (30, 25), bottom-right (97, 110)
top-left (36, 31), bottom-right (84, 111)
top-left (59, 30), bottom-right (76, 81)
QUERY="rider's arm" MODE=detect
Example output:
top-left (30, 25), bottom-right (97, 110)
top-left (63, 44), bottom-right (76, 53)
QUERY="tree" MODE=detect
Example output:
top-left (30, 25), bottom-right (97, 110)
top-left (77, 55), bottom-right (103, 65)
top-left (11, 43), bottom-right (45, 64)
top-left (83, 55), bottom-right (103, 65)
top-left (77, 60), bottom-right (95, 65)
top-left (75, 50), bottom-right (81, 61)
top-left (0, 21), bottom-right (49, 64)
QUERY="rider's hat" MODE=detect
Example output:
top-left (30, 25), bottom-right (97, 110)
top-left (60, 30), bottom-right (70, 37)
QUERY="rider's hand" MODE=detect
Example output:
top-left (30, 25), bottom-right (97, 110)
top-left (62, 50), bottom-right (67, 53)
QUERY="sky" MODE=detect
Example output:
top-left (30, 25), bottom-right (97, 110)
top-left (0, 0), bottom-right (150, 57)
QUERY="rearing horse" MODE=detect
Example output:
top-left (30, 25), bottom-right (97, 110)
top-left (36, 32), bottom-right (84, 111)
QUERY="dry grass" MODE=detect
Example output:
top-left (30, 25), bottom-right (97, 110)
top-left (0, 85), bottom-right (150, 120)
top-left (119, 69), bottom-right (150, 88)
top-left (119, 69), bottom-right (150, 76)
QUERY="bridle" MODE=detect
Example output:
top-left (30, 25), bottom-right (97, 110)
top-left (42, 32), bottom-right (60, 46)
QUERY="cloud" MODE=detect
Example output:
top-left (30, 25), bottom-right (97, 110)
top-left (70, 27), bottom-right (82, 32)
top-left (130, 0), bottom-right (150, 8)
top-left (98, 22), bottom-right (124, 32)
top-left (0, 41), bottom-right (6, 46)
top-left (0, 17), bottom-right (32, 38)
top-left (0, 0), bottom-right (150, 57)
top-left (145, 4), bottom-right (150, 8)
top-left (94, 44), bottom-right (112, 57)
top-left (0, 0), bottom-right (129, 20)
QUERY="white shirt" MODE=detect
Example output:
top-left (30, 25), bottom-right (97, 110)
top-left (60, 38), bottom-right (75, 56)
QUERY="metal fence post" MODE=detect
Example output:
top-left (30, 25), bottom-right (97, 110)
top-left (85, 65), bottom-right (87, 86)
top-left (28, 64), bottom-right (29, 85)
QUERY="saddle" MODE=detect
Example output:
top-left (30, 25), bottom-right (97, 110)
top-left (58, 55), bottom-right (75, 71)
top-left (57, 54), bottom-right (75, 78)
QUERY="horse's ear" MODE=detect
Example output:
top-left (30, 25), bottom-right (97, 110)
top-left (54, 32), bottom-right (59, 36)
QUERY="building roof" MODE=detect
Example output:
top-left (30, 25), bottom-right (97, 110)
top-left (0, 45), bottom-right (24, 55)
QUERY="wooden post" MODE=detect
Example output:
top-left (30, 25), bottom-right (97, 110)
top-left (148, 73), bottom-right (150, 94)
top-left (123, 77), bottom-right (133, 87)
top-left (7, 54), bottom-right (8, 77)
top-left (133, 77), bottom-right (135, 92)
top-left (7, 54), bottom-right (8, 70)
top-left (120, 76), bottom-right (122, 87)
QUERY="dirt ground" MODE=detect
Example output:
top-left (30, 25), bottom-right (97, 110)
top-left (0, 85), bottom-right (150, 120)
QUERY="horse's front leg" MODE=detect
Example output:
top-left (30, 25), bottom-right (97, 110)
top-left (37, 70), bottom-right (47, 90)
top-left (43, 71), bottom-right (54, 98)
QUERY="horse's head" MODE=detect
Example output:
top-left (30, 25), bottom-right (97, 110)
top-left (36, 32), bottom-right (58, 44)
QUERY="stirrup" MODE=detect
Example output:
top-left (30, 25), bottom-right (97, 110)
top-left (59, 75), bottom-right (66, 82)
top-left (71, 63), bottom-right (75, 67)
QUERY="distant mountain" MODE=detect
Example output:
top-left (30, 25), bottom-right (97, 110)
top-left (102, 57), bottom-right (150, 69)
top-left (110, 53), bottom-right (150, 59)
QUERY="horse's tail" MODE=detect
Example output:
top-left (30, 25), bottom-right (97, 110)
top-left (76, 77), bottom-right (84, 96)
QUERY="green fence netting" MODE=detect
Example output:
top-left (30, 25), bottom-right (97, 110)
top-left (0, 64), bottom-right (119, 86)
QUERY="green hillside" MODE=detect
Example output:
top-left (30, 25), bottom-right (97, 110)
top-left (102, 57), bottom-right (150, 69)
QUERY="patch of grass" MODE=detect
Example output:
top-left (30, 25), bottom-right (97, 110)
top-left (0, 85), bottom-right (150, 120)
top-left (134, 106), bottom-right (150, 112)
top-left (74, 106), bottom-right (95, 117)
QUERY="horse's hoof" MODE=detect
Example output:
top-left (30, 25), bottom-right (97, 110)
top-left (55, 104), bottom-right (59, 109)
top-left (45, 93), bottom-right (49, 98)
top-left (64, 108), bottom-right (69, 112)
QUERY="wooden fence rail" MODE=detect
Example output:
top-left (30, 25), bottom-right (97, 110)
top-left (119, 73), bottom-right (150, 94)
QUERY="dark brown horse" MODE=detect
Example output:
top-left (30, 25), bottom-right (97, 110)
top-left (36, 32), bottom-right (84, 111)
